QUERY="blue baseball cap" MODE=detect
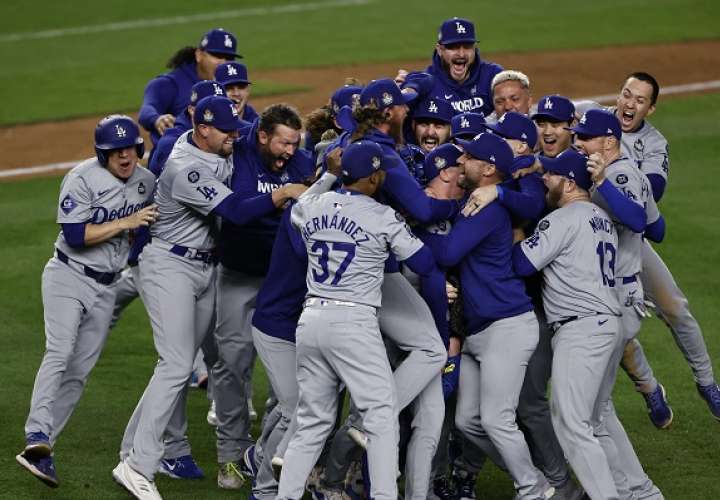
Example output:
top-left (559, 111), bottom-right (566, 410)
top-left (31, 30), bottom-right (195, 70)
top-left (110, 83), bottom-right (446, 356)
top-left (360, 79), bottom-right (418, 111)
top-left (569, 109), bottom-right (621, 140)
top-left (438, 18), bottom-right (477, 45)
top-left (457, 133), bottom-right (514, 176)
top-left (215, 62), bottom-right (251, 86)
top-left (342, 140), bottom-right (385, 180)
top-left (484, 111), bottom-right (538, 149)
top-left (331, 85), bottom-right (363, 115)
top-left (539, 149), bottom-right (592, 190)
top-left (424, 143), bottom-right (463, 181)
top-left (190, 80), bottom-right (226, 106)
top-left (451, 112), bottom-right (486, 139)
top-left (413, 98), bottom-right (455, 124)
top-left (194, 95), bottom-right (246, 132)
top-left (531, 95), bottom-right (575, 123)
top-left (199, 28), bottom-right (242, 58)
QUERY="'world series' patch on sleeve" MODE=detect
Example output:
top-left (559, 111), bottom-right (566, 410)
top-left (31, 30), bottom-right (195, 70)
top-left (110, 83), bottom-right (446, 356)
top-left (61, 194), bottom-right (77, 214)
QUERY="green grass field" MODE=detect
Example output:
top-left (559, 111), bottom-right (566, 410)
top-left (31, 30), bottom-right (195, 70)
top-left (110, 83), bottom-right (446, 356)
top-left (1, 91), bottom-right (719, 498)
top-left (0, 0), bottom-right (719, 125)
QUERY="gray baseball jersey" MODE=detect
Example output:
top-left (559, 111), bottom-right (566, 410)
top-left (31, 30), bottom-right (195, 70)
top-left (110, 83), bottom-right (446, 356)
top-left (619, 120), bottom-right (669, 182)
top-left (520, 201), bottom-right (622, 323)
top-left (590, 157), bottom-right (660, 278)
top-left (291, 190), bottom-right (423, 307)
top-left (151, 131), bottom-right (233, 250)
top-left (55, 158), bottom-right (155, 272)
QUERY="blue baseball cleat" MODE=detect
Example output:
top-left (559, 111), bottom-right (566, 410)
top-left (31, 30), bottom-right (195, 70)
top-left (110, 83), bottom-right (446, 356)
top-left (16, 452), bottom-right (59, 488)
top-left (158, 454), bottom-right (205, 479)
top-left (642, 384), bottom-right (673, 429)
top-left (697, 382), bottom-right (720, 420)
top-left (23, 431), bottom-right (52, 460)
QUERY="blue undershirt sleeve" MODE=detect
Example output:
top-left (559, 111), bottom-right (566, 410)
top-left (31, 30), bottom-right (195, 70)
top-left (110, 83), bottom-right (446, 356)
top-left (646, 173), bottom-right (666, 203)
top-left (644, 215), bottom-right (665, 243)
top-left (211, 192), bottom-right (277, 226)
top-left (138, 77), bottom-right (177, 132)
top-left (597, 180), bottom-right (647, 233)
top-left (497, 175), bottom-right (546, 222)
top-left (512, 243), bottom-right (539, 277)
top-left (383, 166), bottom-right (460, 223)
top-left (62, 222), bottom-right (87, 248)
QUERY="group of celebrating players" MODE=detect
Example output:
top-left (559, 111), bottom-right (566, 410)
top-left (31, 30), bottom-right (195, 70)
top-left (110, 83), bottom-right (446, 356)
top-left (15, 17), bottom-right (720, 500)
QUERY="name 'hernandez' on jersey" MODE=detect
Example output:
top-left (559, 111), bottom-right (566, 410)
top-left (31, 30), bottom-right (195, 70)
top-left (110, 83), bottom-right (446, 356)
top-left (151, 131), bottom-right (234, 250)
top-left (521, 201), bottom-right (622, 323)
top-left (590, 157), bottom-right (660, 279)
top-left (291, 190), bottom-right (423, 308)
top-left (55, 158), bottom-right (155, 273)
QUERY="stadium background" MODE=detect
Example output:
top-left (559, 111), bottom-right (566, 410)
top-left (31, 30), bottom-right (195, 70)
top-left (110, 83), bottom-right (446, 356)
top-left (0, 1), bottom-right (718, 497)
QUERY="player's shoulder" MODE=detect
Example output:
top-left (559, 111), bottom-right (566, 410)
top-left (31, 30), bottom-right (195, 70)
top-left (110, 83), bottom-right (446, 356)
top-left (132, 165), bottom-right (156, 184)
top-left (637, 120), bottom-right (668, 146)
top-left (63, 158), bottom-right (108, 186)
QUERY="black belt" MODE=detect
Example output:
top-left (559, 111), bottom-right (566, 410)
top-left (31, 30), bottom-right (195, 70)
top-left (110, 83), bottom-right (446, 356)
top-left (56, 248), bottom-right (118, 285)
top-left (621, 276), bottom-right (637, 284)
top-left (169, 245), bottom-right (217, 264)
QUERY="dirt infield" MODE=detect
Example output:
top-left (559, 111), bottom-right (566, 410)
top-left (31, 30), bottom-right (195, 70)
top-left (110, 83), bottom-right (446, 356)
top-left (2, 40), bottom-right (719, 179)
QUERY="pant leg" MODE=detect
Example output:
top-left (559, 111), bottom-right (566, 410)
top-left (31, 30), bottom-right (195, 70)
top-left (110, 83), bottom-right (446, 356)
top-left (551, 316), bottom-right (619, 500)
top-left (621, 337), bottom-right (658, 394)
top-left (640, 240), bottom-right (715, 386)
top-left (212, 265), bottom-right (261, 463)
top-left (125, 246), bottom-right (216, 479)
top-left (109, 266), bottom-right (140, 329)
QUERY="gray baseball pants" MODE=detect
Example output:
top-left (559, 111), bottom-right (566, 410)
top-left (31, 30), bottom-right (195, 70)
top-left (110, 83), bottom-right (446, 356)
top-left (123, 243), bottom-right (216, 479)
top-left (277, 300), bottom-right (398, 500)
top-left (25, 258), bottom-right (115, 444)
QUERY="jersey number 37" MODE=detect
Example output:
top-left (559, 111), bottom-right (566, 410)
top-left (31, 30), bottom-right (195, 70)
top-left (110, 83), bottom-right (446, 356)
top-left (311, 240), bottom-right (356, 286)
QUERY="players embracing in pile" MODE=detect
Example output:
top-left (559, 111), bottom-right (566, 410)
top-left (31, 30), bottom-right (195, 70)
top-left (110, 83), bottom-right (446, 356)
top-left (16, 18), bottom-right (720, 500)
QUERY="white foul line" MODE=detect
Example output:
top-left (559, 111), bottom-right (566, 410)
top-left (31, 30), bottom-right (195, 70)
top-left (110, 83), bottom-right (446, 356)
top-left (0, 0), bottom-right (373, 43)
top-left (2, 78), bottom-right (720, 180)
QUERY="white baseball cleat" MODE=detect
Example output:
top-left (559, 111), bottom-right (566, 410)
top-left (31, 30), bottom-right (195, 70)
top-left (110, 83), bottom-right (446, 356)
top-left (112, 460), bottom-right (163, 500)
top-left (207, 400), bottom-right (218, 427)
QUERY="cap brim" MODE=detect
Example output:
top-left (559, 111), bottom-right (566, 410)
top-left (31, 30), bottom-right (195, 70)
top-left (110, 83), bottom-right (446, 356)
top-left (531, 112), bottom-right (567, 123)
top-left (412, 113), bottom-right (451, 124)
top-left (220, 78), bottom-right (251, 86)
top-left (439, 37), bottom-right (478, 45)
top-left (216, 117), bottom-right (250, 132)
top-left (336, 105), bottom-right (357, 132)
top-left (567, 124), bottom-right (599, 136)
top-left (205, 49), bottom-right (243, 59)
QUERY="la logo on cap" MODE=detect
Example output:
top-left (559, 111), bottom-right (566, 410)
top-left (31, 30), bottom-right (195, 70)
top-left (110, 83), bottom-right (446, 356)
top-left (489, 155), bottom-right (496, 162)
top-left (213, 83), bottom-right (223, 95)
top-left (224, 34), bottom-right (233, 48)
top-left (461, 117), bottom-right (470, 128)
top-left (230, 104), bottom-right (238, 117)
top-left (191, 91), bottom-right (198, 102)
top-left (429, 101), bottom-right (438, 113)
top-left (227, 65), bottom-right (237, 76)
top-left (580, 114), bottom-right (587, 124)
top-left (115, 124), bottom-right (126, 137)
top-left (544, 98), bottom-right (553, 110)
top-left (455, 21), bottom-right (466, 34)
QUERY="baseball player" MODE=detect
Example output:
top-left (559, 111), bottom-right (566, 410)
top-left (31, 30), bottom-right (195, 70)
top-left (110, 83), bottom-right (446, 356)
top-left (532, 95), bottom-right (576, 159)
top-left (611, 72), bottom-right (720, 424)
top-left (411, 97), bottom-right (455, 154)
top-left (16, 115), bottom-right (156, 489)
top-left (139, 28), bottom-right (241, 148)
top-left (212, 103), bottom-right (313, 489)
top-left (113, 96), bottom-right (305, 500)
top-left (573, 108), bottom-right (665, 500)
top-left (487, 70), bottom-right (534, 122)
top-left (397, 18), bottom-right (503, 116)
top-left (513, 149), bottom-right (623, 499)
top-left (277, 140), bottom-right (447, 500)
top-left (214, 61), bottom-right (259, 123)
top-left (423, 132), bottom-right (554, 499)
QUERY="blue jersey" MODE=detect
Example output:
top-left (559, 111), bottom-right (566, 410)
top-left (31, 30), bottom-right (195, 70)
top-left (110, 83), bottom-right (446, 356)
top-left (422, 200), bottom-right (532, 334)
top-left (424, 50), bottom-right (503, 116)
top-left (496, 155), bottom-right (547, 225)
top-left (138, 62), bottom-right (200, 146)
top-left (251, 207), bottom-right (308, 343)
top-left (218, 120), bottom-right (315, 275)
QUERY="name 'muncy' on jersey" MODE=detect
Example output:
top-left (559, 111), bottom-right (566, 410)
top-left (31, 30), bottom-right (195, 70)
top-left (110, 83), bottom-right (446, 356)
top-left (291, 190), bottom-right (423, 308)
top-left (55, 158), bottom-right (155, 273)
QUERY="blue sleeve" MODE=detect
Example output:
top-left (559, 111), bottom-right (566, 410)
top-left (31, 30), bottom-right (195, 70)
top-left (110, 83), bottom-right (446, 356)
top-left (61, 222), bottom-right (86, 248)
top-left (497, 175), bottom-right (546, 222)
top-left (647, 173), bottom-right (666, 202)
top-left (138, 77), bottom-right (177, 132)
top-left (283, 209), bottom-right (307, 259)
top-left (211, 192), bottom-right (277, 226)
top-left (383, 163), bottom-right (460, 223)
top-left (430, 207), bottom-right (499, 267)
top-left (442, 354), bottom-right (461, 399)
top-left (404, 245), bottom-right (449, 349)
top-left (597, 180), bottom-right (647, 233)
top-left (512, 243), bottom-right (539, 276)
top-left (128, 226), bottom-right (151, 265)
top-left (644, 215), bottom-right (665, 243)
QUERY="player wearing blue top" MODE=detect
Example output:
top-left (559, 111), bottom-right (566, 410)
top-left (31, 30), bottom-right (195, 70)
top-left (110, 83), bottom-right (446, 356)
top-left (138, 29), bottom-right (241, 148)
top-left (212, 103), bottom-right (314, 489)
top-left (214, 61), bottom-right (259, 123)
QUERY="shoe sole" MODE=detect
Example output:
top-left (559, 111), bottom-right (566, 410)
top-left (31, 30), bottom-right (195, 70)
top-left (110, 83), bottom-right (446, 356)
top-left (23, 442), bottom-right (52, 460)
top-left (346, 428), bottom-right (368, 450)
top-left (696, 386), bottom-right (720, 421)
top-left (112, 462), bottom-right (161, 500)
top-left (16, 453), bottom-right (59, 488)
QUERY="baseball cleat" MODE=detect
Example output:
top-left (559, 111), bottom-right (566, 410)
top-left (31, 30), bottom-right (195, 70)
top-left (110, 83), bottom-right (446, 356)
top-left (248, 397), bottom-right (258, 421)
top-left (217, 461), bottom-right (245, 490)
top-left (452, 468), bottom-right (477, 500)
top-left (16, 452), bottom-right (59, 488)
top-left (157, 454), bottom-right (204, 479)
top-left (312, 485), bottom-right (351, 500)
top-left (207, 400), bottom-right (218, 427)
top-left (23, 431), bottom-right (52, 460)
top-left (551, 479), bottom-right (585, 500)
top-left (429, 476), bottom-right (455, 500)
top-left (242, 444), bottom-right (259, 479)
top-left (696, 382), bottom-right (720, 420)
top-left (642, 384), bottom-right (673, 429)
top-left (271, 455), bottom-right (284, 480)
top-left (346, 426), bottom-right (368, 450)
top-left (112, 460), bottom-right (162, 500)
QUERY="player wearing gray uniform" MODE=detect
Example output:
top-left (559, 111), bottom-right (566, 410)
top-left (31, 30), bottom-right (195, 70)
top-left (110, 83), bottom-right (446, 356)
top-left (277, 140), bottom-right (447, 500)
top-left (112, 96), bottom-right (302, 500)
top-left (514, 149), bottom-right (623, 499)
top-left (16, 116), bottom-right (156, 489)
top-left (574, 109), bottom-right (664, 500)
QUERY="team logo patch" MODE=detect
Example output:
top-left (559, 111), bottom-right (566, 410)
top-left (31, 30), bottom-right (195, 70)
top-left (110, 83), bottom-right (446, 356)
top-left (428, 101), bottom-right (438, 113)
top-left (434, 156), bottom-right (447, 169)
top-left (115, 124), bottom-right (126, 138)
top-left (489, 154), bottom-right (496, 163)
top-left (227, 65), bottom-right (238, 76)
top-left (538, 219), bottom-right (550, 231)
top-left (372, 156), bottom-right (382, 169)
top-left (544, 97), bottom-right (553, 110)
top-left (394, 211), bottom-right (406, 223)
top-left (230, 104), bottom-right (238, 117)
top-left (187, 171), bottom-right (200, 183)
top-left (616, 174), bottom-right (629, 184)
top-left (455, 21), bottom-right (466, 34)
top-left (203, 109), bottom-right (214, 122)
top-left (138, 182), bottom-right (146, 194)
top-left (190, 90), bottom-right (198, 103)
top-left (224, 34), bottom-right (233, 48)
top-left (460, 116), bottom-right (470, 128)
top-left (280, 172), bottom-right (289, 183)
top-left (633, 138), bottom-right (645, 153)
top-left (579, 113), bottom-right (587, 124)
top-left (381, 92), bottom-right (393, 106)
top-left (60, 194), bottom-right (77, 214)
